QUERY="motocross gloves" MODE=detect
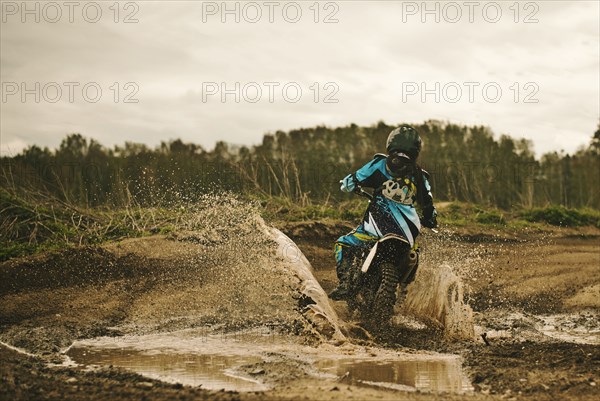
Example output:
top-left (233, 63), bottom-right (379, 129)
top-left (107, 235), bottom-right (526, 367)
top-left (421, 205), bottom-right (438, 228)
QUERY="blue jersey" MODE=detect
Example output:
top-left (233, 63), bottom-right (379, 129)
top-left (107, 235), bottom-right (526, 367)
top-left (340, 154), bottom-right (435, 247)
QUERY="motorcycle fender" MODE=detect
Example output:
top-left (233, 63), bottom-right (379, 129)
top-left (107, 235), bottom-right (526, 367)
top-left (361, 242), bottom-right (379, 273)
top-left (360, 235), bottom-right (410, 273)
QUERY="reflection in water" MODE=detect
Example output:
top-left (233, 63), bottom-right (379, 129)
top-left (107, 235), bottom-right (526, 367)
top-left (67, 346), bottom-right (265, 391)
top-left (66, 331), bottom-right (473, 394)
top-left (316, 358), bottom-right (473, 393)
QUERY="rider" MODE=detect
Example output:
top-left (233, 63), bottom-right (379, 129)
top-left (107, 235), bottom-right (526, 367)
top-left (329, 125), bottom-right (438, 300)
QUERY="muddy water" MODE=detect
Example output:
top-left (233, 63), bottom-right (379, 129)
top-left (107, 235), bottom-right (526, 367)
top-left (474, 310), bottom-right (600, 345)
top-left (316, 358), bottom-right (473, 393)
top-left (403, 262), bottom-right (475, 339)
top-left (65, 330), bottom-right (473, 394)
top-left (67, 346), bottom-right (266, 391)
top-left (536, 312), bottom-right (600, 344)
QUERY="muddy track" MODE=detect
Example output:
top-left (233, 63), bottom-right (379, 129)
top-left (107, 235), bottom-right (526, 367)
top-left (1, 220), bottom-right (599, 401)
top-left (284, 223), bottom-right (600, 400)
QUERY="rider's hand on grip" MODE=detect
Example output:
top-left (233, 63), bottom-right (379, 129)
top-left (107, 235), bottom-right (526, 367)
top-left (421, 215), bottom-right (437, 229)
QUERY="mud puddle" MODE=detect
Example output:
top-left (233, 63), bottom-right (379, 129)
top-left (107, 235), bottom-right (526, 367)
top-left (536, 312), bottom-right (600, 345)
top-left (475, 310), bottom-right (600, 345)
top-left (316, 357), bottom-right (473, 393)
top-left (64, 328), bottom-right (473, 394)
top-left (67, 346), bottom-right (266, 391)
top-left (65, 328), bottom-right (289, 391)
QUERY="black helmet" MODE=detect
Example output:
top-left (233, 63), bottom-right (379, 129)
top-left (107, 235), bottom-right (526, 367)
top-left (386, 125), bottom-right (422, 159)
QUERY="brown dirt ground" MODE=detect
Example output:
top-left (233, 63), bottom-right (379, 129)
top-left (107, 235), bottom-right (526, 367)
top-left (1, 221), bottom-right (599, 401)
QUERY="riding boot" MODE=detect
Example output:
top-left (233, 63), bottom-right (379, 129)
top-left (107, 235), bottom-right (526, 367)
top-left (329, 257), bottom-right (353, 300)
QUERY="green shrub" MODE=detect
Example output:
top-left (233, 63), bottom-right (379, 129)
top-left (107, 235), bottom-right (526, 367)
top-left (440, 202), bottom-right (475, 222)
top-left (520, 206), bottom-right (600, 227)
top-left (476, 211), bottom-right (506, 225)
top-left (439, 202), bottom-right (506, 226)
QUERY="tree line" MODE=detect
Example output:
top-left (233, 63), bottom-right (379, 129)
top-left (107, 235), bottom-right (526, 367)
top-left (2, 120), bottom-right (599, 210)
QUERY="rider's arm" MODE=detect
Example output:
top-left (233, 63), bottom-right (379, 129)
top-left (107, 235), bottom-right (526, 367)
top-left (420, 171), bottom-right (438, 228)
top-left (340, 155), bottom-right (387, 192)
top-left (340, 173), bottom-right (358, 192)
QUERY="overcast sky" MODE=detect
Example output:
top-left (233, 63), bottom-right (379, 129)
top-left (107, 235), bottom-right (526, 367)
top-left (1, 0), bottom-right (598, 156)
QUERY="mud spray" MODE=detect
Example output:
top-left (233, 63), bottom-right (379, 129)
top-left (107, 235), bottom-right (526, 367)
top-left (403, 262), bottom-right (475, 339)
top-left (116, 195), bottom-right (479, 347)
top-left (114, 194), bottom-right (345, 342)
top-left (159, 195), bottom-right (475, 341)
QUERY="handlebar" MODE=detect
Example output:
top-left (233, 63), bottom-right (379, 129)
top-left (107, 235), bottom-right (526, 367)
top-left (354, 187), bottom-right (374, 200)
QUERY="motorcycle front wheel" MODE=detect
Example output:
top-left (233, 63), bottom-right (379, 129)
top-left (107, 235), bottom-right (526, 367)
top-left (371, 262), bottom-right (399, 322)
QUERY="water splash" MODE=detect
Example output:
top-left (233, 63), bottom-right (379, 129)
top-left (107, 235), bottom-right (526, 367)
top-left (403, 262), bottom-right (475, 340)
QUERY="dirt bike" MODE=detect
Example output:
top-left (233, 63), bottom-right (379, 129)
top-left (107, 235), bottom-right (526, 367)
top-left (344, 188), bottom-right (427, 323)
